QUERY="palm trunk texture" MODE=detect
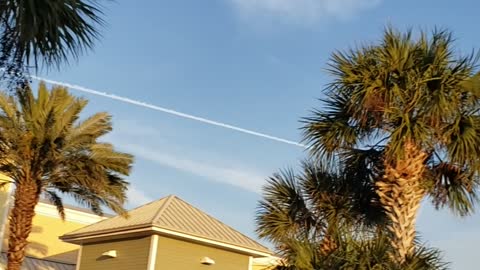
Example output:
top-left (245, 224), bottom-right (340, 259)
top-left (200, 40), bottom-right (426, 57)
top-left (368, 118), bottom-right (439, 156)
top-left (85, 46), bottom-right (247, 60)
top-left (7, 181), bottom-right (40, 270)
top-left (376, 142), bottom-right (427, 264)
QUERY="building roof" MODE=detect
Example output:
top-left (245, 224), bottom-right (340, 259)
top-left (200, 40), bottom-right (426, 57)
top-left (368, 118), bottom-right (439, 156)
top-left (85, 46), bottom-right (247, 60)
top-left (0, 252), bottom-right (75, 270)
top-left (62, 195), bottom-right (271, 256)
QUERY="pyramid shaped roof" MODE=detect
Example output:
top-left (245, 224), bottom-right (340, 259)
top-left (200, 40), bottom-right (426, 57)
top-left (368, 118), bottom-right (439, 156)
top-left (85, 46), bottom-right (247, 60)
top-left (61, 195), bottom-right (270, 255)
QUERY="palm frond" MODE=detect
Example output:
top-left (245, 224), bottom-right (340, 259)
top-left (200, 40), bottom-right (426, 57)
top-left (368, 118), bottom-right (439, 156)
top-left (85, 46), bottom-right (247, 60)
top-left (256, 169), bottom-right (314, 243)
top-left (301, 94), bottom-right (359, 161)
top-left (43, 190), bottom-right (65, 220)
top-left (0, 0), bottom-right (105, 73)
top-left (426, 161), bottom-right (479, 216)
top-left (275, 231), bottom-right (449, 270)
top-left (257, 159), bottom-right (387, 251)
top-left (443, 115), bottom-right (480, 168)
top-left (66, 112), bottom-right (112, 147)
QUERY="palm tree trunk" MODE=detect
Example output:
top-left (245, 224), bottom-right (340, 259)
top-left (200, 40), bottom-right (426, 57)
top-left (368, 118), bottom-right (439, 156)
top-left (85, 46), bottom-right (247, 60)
top-left (7, 181), bottom-right (40, 270)
top-left (375, 142), bottom-right (427, 265)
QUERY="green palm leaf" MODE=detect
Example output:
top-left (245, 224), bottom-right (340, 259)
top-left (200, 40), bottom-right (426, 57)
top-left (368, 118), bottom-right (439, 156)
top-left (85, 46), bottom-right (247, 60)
top-left (0, 0), bottom-right (105, 78)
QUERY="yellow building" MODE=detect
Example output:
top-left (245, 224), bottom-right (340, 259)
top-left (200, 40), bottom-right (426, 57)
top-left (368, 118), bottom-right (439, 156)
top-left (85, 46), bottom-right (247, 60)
top-left (251, 256), bottom-right (284, 270)
top-left (0, 174), bottom-right (12, 248)
top-left (61, 195), bottom-right (272, 270)
top-left (0, 199), bottom-right (108, 269)
top-left (0, 192), bottom-right (279, 270)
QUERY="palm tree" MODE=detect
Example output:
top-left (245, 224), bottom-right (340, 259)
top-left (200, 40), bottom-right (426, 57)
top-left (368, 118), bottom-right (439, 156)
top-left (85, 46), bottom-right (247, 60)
top-left (302, 27), bottom-right (480, 264)
top-left (257, 160), bottom-right (447, 270)
top-left (0, 0), bottom-right (105, 81)
top-left (0, 82), bottom-right (133, 270)
top-left (276, 232), bottom-right (448, 270)
top-left (256, 160), bottom-right (385, 258)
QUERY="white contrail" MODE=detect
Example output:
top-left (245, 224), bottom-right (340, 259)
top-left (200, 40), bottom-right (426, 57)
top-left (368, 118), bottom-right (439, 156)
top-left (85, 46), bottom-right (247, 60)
top-left (29, 75), bottom-right (307, 148)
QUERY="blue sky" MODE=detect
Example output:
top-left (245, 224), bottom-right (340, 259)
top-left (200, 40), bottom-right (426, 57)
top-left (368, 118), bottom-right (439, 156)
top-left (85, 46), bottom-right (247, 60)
top-left (37, 0), bottom-right (480, 268)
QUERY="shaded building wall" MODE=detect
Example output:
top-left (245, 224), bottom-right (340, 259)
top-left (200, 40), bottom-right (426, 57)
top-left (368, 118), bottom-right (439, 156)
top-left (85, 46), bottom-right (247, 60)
top-left (78, 236), bottom-right (151, 270)
top-left (155, 236), bottom-right (250, 270)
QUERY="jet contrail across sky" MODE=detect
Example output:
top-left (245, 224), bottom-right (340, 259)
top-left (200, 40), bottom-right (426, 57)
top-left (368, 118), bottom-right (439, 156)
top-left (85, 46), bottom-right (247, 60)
top-left (30, 75), bottom-right (307, 148)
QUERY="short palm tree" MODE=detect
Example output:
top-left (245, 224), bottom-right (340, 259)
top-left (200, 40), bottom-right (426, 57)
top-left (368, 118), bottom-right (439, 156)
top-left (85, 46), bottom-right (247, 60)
top-left (0, 83), bottom-right (133, 270)
top-left (302, 27), bottom-right (480, 264)
top-left (276, 232), bottom-right (448, 270)
top-left (256, 160), bottom-right (385, 257)
top-left (0, 0), bottom-right (105, 79)
top-left (257, 160), bottom-right (447, 270)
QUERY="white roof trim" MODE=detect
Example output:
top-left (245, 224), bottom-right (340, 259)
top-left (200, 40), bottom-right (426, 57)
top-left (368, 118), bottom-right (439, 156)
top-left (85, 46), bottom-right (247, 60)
top-left (252, 256), bottom-right (284, 266)
top-left (152, 227), bottom-right (272, 257)
top-left (35, 202), bottom-right (107, 225)
top-left (62, 226), bottom-right (271, 258)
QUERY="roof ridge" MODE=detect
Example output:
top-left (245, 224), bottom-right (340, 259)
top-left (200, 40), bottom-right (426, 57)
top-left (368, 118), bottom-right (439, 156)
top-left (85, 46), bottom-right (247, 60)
top-left (169, 196), bottom-right (270, 251)
top-left (63, 196), bottom-right (169, 235)
top-left (151, 194), bottom-right (176, 222)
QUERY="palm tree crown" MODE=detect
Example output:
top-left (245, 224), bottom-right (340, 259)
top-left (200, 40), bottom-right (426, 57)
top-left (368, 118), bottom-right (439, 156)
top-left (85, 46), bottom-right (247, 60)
top-left (256, 160), bottom-right (385, 255)
top-left (0, 0), bottom-right (104, 77)
top-left (0, 83), bottom-right (133, 270)
top-left (303, 27), bottom-right (480, 215)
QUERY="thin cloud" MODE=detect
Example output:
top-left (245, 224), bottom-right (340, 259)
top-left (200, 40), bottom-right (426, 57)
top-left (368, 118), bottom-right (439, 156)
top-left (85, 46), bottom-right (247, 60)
top-left (113, 119), bottom-right (162, 138)
top-left (230, 0), bottom-right (381, 24)
top-left (118, 141), bottom-right (267, 194)
top-left (126, 186), bottom-right (153, 207)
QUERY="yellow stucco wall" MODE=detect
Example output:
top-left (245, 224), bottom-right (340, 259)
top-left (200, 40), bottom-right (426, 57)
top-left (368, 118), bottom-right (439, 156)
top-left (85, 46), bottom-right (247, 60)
top-left (1, 185), bottom-right (105, 264)
top-left (27, 214), bottom-right (84, 262)
top-left (252, 265), bottom-right (276, 270)
top-left (78, 236), bottom-right (151, 270)
top-left (0, 174), bottom-right (12, 255)
top-left (154, 236), bottom-right (250, 270)
top-left (2, 210), bottom-right (86, 263)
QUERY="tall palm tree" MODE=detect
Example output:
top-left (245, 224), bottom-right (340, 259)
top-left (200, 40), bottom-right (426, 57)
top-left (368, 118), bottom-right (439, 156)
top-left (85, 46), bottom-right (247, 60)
top-left (0, 82), bottom-right (133, 270)
top-left (302, 27), bottom-right (480, 264)
top-left (256, 160), bottom-right (385, 258)
top-left (0, 0), bottom-right (105, 80)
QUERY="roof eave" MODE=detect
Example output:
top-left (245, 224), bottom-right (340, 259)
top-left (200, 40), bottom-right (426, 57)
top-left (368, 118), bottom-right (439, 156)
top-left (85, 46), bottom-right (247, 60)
top-left (60, 224), bottom-right (154, 243)
top-left (152, 227), bottom-right (272, 257)
top-left (61, 226), bottom-right (272, 257)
